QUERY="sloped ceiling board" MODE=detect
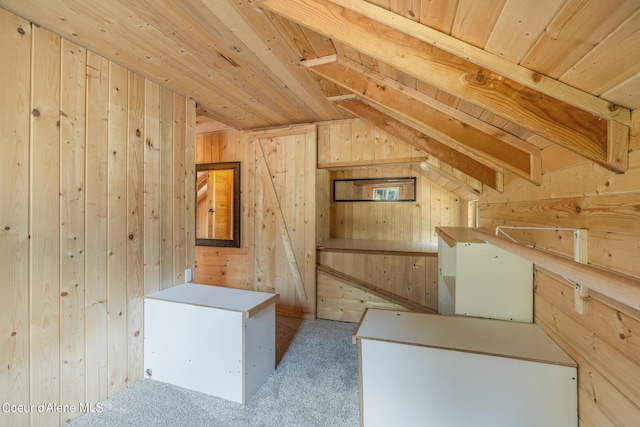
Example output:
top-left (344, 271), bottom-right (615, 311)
top-left (258, 0), bottom-right (630, 173)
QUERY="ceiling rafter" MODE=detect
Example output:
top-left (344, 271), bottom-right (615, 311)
top-left (304, 55), bottom-right (541, 185)
top-left (332, 97), bottom-right (500, 192)
top-left (259, 0), bottom-right (630, 173)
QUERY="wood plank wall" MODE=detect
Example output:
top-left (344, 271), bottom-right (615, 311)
top-left (317, 119), bottom-right (465, 322)
top-left (478, 119), bottom-right (640, 426)
top-left (194, 125), bottom-right (317, 319)
top-left (0, 9), bottom-right (195, 426)
top-left (194, 131), bottom-right (251, 289)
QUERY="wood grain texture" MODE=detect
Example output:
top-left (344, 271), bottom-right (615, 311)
top-left (0, 9), bottom-right (195, 424)
top-left (84, 50), bottom-right (109, 404)
top-left (334, 99), bottom-right (499, 189)
top-left (265, 0), bottom-right (622, 172)
top-left (126, 71), bottom-right (145, 387)
top-left (479, 115), bottom-right (640, 425)
top-left (144, 80), bottom-right (162, 296)
top-left (107, 62), bottom-right (129, 398)
top-left (59, 38), bottom-right (87, 424)
top-left (159, 87), bottom-right (175, 290)
top-left (0, 9), bottom-right (31, 427)
top-left (30, 25), bottom-right (61, 427)
top-left (310, 58), bottom-right (540, 181)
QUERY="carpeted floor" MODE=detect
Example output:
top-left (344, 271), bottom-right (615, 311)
top-left (69, 317), bottom-right (360, 427)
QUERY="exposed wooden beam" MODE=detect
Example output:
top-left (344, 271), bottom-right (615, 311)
top-left (308, 57), bottom-right (540, 185)
top-left (416, 162), bottom-right (482, 202)
top-left (334, 97), bottom-right (500, 192)
top-left (259, 0), bottom-right (630, 173)
top-left (328, 0), bottom-right (630, 125)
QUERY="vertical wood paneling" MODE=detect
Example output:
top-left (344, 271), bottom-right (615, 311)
top-left (195, 126), bottom-right (317, 319)
top-left (0, 9), bottom-right (31, 427)
top-left (84, 50), bottom-right (109, 404)
top-left (0, 9), bottom-right (195, 425)
top-left (185, 98), bottom-right (196, 273)
top-left (59, 38), bottom-right (86, 424)
top-left (29, 25), bottom-right (61, 427)
top-left (160, 88), bottom-right (174, 290)
top-left (144, 81), bottom-right (161, 295)
top-left (254, 127), bottom-right (317, 318)
top-left (173, 95), bottom-right (186, 284)
top-left (126, 71), bottom-right (145, 386)
top-left (106, 62), bottom-right (128, 398)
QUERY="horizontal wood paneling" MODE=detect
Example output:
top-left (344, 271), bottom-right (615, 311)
top-left (0, 9), bottom-right (194, 426)
top-left (479, 131), bottom-right (640, 426)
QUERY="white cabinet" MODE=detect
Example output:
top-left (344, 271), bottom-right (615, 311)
top-left (144, 283), bottom-right (279, 404)
top-left (437, 227), bottom-right (533, 322)
top-left (354, 309), bottom-right (577, 427)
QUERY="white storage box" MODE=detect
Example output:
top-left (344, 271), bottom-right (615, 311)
top-left (354, 309), bottom-right (577, 427)
top-left (144, 283), bottom-right (279, 404)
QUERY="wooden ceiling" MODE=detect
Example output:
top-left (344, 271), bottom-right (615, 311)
top-left (2, 0), bottom-right (638, 193)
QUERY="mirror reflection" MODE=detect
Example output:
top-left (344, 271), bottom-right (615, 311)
top-left (196, 162), bottom-right (240, 247)
top-left (333, 177), bottom-right (416, 202)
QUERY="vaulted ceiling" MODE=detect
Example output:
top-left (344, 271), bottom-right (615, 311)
top-left (2, 0), bottom-right (638, 194)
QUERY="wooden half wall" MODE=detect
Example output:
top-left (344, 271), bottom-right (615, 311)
top-left (0, 9), bottom-right (195, 426)
top-left (478, 118), bottom-right (640, 426)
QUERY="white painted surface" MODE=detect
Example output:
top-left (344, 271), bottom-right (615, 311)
top-left (145, 283), bottom-right (278, 315)
top-left (355, 310), bottom-right (575, 366)
top-left (356, 309), bottom-right (577, 427)
top-left (244, 304), bottom-right (276, 401)
top-left (360, 339), bottom-right (577, 427)
top-left (144, 299), bottom-right (244, 401)
top-left (437, 237), bottom-right (533, 322)
top-left (144, 284), bottom-right (278, 403)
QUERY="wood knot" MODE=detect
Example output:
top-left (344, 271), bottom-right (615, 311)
top-left (17, 27), bottom-right (25, 35)
top-left (475, 72), bottom-right (486, 84)
top-left (575, 206), bottom-right (582, 213)
top-left (531, 72), bottom-right (542, 83)
top-left (11, 331), bottom-right (17, 337)
top-left (4, 226), bottom-right (10, 231)
top-left (134, 331), bottom-right (140, 337)
top-left (32, 109), bottom-right (40, 117)
top-left (619, 333), bottom-right (626, 340)
top-left (61, 292), bottom-right (69, 297)
top-left (136, 129), bottom-right (141, 137)
top-left (128, 233), bottom-right (134, 240)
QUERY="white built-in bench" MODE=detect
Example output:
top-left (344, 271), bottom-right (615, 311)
top-left (143, 283), bottom-right (279, 404)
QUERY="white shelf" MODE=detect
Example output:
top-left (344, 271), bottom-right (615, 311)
top-left (437, 227), bottom-right (533, 322)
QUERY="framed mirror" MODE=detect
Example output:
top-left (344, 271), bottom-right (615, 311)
top-left (333, 177), bottom-right (416, 202)
top-left (196, 161), bottom-right (240, 247)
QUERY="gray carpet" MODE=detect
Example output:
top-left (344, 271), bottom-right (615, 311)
top-left (69, 317), bottom-right (360, 427)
